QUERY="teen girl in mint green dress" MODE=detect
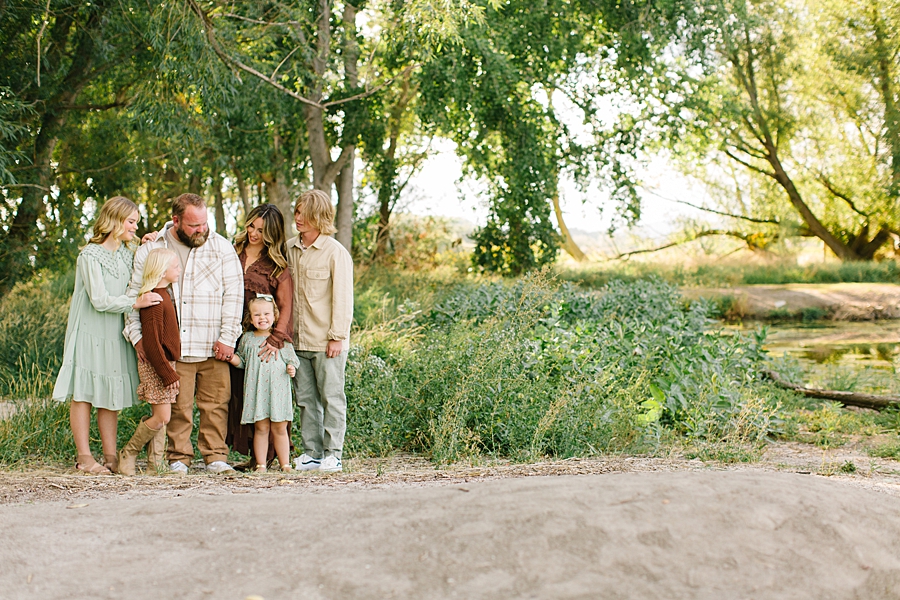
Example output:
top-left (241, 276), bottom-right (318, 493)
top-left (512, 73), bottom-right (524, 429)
top-left (52, 196), bottom-right (161, 474)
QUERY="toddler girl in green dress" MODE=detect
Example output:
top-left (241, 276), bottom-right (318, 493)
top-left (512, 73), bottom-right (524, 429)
top-left (228, 295), bottom-right (300, 472)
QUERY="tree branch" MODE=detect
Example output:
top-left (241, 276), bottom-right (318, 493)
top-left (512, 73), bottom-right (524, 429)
top-left (613, 229), bottom-right (756, 259)
top-left (322, 64), bottom-right (420, 108)
top-left (723, 147), bottom-right (776, 178)
top-left (322, 144), bottom-right (355, 185)
top-left (817, 174), bottom-right (871, 217)
top-left (644, 190), bottom-right (780, 224)
top-left (186, 0), bottom-right (324, 109)
top-left (763, 369), bottom-right (900, 410)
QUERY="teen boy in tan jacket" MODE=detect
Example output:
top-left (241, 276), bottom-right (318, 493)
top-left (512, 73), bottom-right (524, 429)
top-left (286, 190), bottom-right (353, 472)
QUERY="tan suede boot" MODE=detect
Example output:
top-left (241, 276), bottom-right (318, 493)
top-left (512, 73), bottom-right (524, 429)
top-left (117, 421), bottom-right (159, 476)
top-left (145, 424), bottom-right (167, 474)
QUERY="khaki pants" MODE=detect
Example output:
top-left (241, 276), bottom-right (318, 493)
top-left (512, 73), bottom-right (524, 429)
top-left (293, 350), bottom-right (347, 460)
top-left (167, 358), bottom-right (231, 465)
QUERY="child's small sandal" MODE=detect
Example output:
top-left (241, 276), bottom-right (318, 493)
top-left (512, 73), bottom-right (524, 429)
top-left (254, 465), bottom-right (267, 473)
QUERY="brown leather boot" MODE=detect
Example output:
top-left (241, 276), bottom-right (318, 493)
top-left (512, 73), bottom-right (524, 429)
top-left (117, 421), bottom-right (159, 476)
top-left (145, 424), bottom-right (167, 474)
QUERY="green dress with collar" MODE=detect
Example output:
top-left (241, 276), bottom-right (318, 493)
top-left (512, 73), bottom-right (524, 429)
top-left (52, 243), bottom-right (139, 410)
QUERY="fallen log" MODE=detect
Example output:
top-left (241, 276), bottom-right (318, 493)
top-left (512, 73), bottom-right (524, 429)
top-left (762, 369), bottom-right (900, 411)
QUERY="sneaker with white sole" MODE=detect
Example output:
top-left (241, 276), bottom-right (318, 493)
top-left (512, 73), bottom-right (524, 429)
top-left (320, 455), bottom-right (342, 473)
top-left (206, 460), bottom-right (235, 474)
top-left (293, 453), bottom-right (321, 471)
top-left (168, 461), bottom-right (188, 474)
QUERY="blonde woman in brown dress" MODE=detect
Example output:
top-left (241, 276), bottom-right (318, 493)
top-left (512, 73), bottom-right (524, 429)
top-left (227, 204), bottom-right (294, 467)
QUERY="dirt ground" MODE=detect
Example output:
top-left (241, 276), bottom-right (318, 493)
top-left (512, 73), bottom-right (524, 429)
top-left (4, 442), bottom-right (900, 599)
top-left (683, 283), bottom-right (900, 320)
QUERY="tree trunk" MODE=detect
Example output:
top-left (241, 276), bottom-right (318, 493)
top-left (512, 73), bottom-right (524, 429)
top-left (233, 164), bottom-right (251, 219)
top-left (763, 369), bottom-right (900, 411)
top-left (373, 176), bottom-right (395, 262)
top-left (766, 152), bottom-right (860, 260)
top-left (335, 153), bottom-right (355, 251)
top-left (333, 1), bottom-right (360, 252)
top-left (551, 192), bottom-right (586, 261)
top-left (0, 9), bottom-right (102, 296)
top-left (213, 171), bottom-right (227, 236)
top-left (263, 177), bottom-right (294, 238)
top-left (261, 127), bottom-right (295, 237)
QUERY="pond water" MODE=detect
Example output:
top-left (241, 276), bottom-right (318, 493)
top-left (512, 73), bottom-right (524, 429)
top-left (760, 321), bottom-right (900, 370)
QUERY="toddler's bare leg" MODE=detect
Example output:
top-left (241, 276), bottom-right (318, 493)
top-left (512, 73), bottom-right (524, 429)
top-left (253, 419), bottom-right (271, 469)
top-left (271, 421), bottom-right (290, 470)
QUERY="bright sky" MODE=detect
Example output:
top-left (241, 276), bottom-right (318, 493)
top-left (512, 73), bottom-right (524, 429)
top-left (401, 138), bottom-right (711, 240)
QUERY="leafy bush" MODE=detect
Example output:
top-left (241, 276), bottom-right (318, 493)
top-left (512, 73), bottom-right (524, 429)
top-left (1, 268), bottom-right (782, 467)
top-left (346, 273), bottom-right (780, 462)
top-left (0, 270), bottom-right (73, 399)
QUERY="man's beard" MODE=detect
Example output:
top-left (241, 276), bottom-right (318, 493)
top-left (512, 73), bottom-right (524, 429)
top-left (175, 225), bottom-right (209, 248)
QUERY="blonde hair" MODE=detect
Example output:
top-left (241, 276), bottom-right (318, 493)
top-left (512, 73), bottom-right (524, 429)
top-left (139, 248), bottom-right (177, 296)
top-left (244, 295), bottom-right (279, 331)
top-left (294, 189), bottom-right (337, 236)
top-left (233, 204), bottom-right (289, 279)
top-left (89, 196), bottom-right (139, 246)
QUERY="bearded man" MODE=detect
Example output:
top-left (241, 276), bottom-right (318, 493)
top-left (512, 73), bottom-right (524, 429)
top-left (125, 193), bottom-right (244, 474)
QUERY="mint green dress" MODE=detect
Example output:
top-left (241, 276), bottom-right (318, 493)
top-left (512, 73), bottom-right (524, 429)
top-left (52, 243), bottom-right (139, 410)
top-left (234, 334), bottom-right (300, 424)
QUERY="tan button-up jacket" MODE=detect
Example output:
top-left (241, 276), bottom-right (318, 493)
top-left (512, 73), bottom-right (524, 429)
top-left (285, 234), bottom-right (353, 352)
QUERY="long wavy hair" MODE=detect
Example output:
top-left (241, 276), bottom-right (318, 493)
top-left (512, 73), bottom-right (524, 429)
top-left (233, 204), bottom-right (288, 279)
top-left (139, 248), bottom-right (177, 296)
top-left (88, 196), bottom-right (139, 247)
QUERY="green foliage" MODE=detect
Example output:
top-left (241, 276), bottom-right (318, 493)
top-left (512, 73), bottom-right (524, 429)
top-left (1, 268), bottom-right (783, 467)
top-left (346, 272), bottom-right (781, 462)
top-left (0, 270), bottom-right (73, 398)
top-left (593, 0), bottom-right (900, 260)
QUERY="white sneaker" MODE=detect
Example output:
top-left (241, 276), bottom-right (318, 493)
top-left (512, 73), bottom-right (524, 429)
top-left (293, 453), bottom-right (321, 471)
top-left (206, 460), bottom-right (235, 474)
top-left (168, 461), bottom-right (188, 474)
top-left (320, 455), bottom-right (342, 473)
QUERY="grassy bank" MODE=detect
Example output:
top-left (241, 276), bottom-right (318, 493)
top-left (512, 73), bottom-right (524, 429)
top-left (0, 266), bottom-right (792, 467)
top-left (556, 260), bottom-right (900, 289)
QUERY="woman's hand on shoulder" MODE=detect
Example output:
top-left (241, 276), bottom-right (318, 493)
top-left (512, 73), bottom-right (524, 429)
top-left (140, 231), bottom-right (159, 245)
top-left (259, 342), bottom-right (279, 362)
top-left (133, 292), bottom-right (163, 310)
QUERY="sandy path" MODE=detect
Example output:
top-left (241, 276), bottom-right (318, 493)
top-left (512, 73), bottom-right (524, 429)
top-left (683, 283), bottom-right (900, 320)
top-left (3, 467), bottom-right (900, 599)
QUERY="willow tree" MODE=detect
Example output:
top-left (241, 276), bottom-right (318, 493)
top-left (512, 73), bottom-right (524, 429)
top-left (600, 0), bottom-right (900, 260)
top-left (416, 0), bottom-right (686, 275)
top-left (0, 1), bottom-right (165, 295)
top-left (182, 0), bottom-right (485, 251)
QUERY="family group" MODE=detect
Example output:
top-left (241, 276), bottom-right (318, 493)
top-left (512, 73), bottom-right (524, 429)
top-left (50, 190), bottom-right (353, 476)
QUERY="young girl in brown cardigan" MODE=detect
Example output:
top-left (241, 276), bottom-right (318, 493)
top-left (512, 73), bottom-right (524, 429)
top-left (118, 248), bottom-right (181, 475)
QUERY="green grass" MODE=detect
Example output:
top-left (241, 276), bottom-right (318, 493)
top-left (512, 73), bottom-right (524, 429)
top-left (5, 262), bottom-right (900, 469)
top-left (555, 260), bottom-right (900, 289)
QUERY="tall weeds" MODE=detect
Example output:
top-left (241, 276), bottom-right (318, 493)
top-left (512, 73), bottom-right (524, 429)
top-left (1, 268), bottom-right (781, 467)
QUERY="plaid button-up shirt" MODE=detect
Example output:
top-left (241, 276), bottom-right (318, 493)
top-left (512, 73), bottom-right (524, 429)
top-left (125, 223), bottom-right (244, 359)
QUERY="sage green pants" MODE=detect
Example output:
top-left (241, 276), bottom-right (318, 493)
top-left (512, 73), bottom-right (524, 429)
top-left (292, 350), bottom-right (347, 460)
